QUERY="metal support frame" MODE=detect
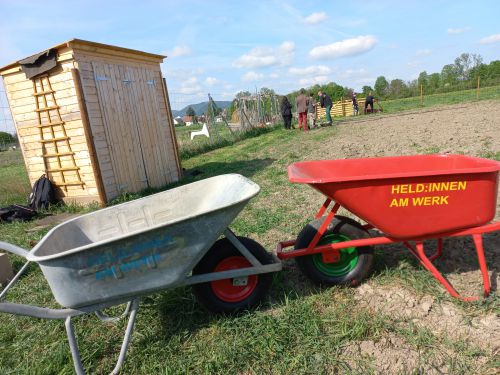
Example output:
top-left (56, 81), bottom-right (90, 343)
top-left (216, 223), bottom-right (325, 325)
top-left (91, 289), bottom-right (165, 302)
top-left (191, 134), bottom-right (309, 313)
top-left (66, 299), bottom-right (140, 375)
top-left (183, 228), bottom-right (281, 286)
top-left (275, 198), bottom-right (498, 301)
top-left (403, 234), bottom-right (491, 301)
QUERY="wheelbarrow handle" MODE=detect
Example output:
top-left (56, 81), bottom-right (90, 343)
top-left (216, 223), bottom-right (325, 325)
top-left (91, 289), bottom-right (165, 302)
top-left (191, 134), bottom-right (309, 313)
top-left (0, 241), bottom-right (30, 258)
top-left (0, 301), bottom-right (85, 319)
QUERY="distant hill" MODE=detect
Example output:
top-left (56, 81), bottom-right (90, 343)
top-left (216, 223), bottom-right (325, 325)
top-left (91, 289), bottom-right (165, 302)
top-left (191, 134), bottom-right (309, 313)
top-left (172, 101), bottom-right (232, 117)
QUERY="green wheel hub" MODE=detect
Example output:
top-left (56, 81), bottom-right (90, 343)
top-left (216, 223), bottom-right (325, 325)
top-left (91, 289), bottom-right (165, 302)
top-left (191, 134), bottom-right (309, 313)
top-left (312, 233), bottom-right (359, 277)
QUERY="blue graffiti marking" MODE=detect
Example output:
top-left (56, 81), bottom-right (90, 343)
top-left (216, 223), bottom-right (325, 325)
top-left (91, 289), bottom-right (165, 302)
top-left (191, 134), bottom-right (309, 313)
top-left (84, 234), bottom-right (175, 280)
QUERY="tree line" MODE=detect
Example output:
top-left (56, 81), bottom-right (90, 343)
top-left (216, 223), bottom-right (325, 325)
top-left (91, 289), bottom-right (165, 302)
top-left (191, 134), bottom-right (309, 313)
top-left (284, 53), bottom-right (500, 105)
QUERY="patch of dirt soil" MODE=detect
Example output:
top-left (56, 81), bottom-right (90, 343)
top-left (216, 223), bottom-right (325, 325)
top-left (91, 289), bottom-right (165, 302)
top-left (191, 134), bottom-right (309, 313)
top-left (355, 283), bottom-right (500, 350)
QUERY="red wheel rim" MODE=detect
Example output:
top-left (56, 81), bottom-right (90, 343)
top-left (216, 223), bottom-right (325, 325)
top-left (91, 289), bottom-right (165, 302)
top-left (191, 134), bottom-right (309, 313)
top-left (211, 256), bottom-right (258, 302)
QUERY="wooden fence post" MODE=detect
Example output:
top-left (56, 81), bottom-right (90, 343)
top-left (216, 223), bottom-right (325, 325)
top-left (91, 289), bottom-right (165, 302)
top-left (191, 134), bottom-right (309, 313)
top-left (420, 84), bottom-right (423, 106)
top-left (477, 76), bottom-right (480, 99)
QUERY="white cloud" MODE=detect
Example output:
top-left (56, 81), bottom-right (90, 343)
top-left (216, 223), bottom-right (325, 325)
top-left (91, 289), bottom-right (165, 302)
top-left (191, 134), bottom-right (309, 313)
top-left (416, 49), bottom-right (432, 56)
top-left (169, 45), bottom-right (192, 57)
top-left (299, 76), bottom-right (329, 86)
top-left (479, 34), bottom-right (500, 44)
top-left (242, 71), bottom-right (264, 82)
top-left (233, 41), bottom-right (295, 68)
top-left (447, 27), bottom-right (471, 35)
top-left (304, 12), bottom-right (327, 25)
top-left (204, 77), bottom-right (219, 86)
top-left (309, 35), bottom-right (377, 59)
top-left (178, 77), bottom-right (203, 95)
top-left (289, 65), bottom-right (332, 76)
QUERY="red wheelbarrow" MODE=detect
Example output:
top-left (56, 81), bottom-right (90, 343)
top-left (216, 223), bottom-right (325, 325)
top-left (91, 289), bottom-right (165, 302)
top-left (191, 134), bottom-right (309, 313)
top-left (277, 154), bottom-right (500, 301)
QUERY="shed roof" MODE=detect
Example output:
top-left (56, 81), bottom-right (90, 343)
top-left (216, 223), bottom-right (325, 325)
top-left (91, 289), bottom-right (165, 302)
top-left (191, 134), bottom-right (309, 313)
top-left (0, 38), bottom-right (167, 73)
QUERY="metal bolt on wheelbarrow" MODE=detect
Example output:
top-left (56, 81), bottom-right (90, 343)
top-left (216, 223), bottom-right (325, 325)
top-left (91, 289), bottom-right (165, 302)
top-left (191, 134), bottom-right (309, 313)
top-left (0, 174), bottom-right (281, 374)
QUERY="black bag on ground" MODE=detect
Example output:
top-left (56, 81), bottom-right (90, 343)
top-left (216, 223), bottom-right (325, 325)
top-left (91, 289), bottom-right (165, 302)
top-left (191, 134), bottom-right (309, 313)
top-left (0, 204), bottom-right (37, 222)
top-left (28, 174), bottom-right (56, 210)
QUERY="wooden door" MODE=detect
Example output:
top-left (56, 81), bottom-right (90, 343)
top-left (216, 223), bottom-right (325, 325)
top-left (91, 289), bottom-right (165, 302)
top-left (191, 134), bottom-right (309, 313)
top-left (124, 66), bottom-right (172, 188)
top-left (93, 62), bottom-right (148, 193)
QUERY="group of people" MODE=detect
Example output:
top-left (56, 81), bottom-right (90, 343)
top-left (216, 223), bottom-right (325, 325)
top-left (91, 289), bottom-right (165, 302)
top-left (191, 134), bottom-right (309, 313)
top-left (280, 90), bottom-right (376, 131)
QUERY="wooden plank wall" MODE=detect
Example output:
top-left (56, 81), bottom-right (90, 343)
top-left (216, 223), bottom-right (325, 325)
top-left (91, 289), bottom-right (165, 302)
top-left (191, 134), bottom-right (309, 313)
top-left (316, 98), bottom-right (366, 119)
top-left (1, 59), bottom-right (100, 204)
top-left (73, 49), bottom-right (180, 200)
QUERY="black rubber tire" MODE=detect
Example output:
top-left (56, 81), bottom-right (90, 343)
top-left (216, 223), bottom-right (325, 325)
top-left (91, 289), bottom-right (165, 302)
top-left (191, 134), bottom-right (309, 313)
top-left (192, 237), bottom-right (274, 314)
top-left (294, 216), bottom-right (374, 286)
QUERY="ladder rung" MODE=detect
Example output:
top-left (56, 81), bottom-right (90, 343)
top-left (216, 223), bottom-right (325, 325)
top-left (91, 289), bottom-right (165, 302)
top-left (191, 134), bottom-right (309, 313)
top-left (40, 137), bottom-right (69, 143)
top-left (47, 167), bottom-right (80, 173)
top-left (33, 90), bottom-right (55, 96)
top-left (43, 152), bottom-right (75, 157)
top-left (35, 106), bottom-right (59, 112)
top-left (36, 121), bottom-right (65, 128)
top-left (54, 181), bottom-right (85, 187)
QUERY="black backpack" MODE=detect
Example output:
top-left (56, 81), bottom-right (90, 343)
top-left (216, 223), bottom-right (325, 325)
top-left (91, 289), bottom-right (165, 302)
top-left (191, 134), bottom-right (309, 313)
top-left (28, 174), bottom-right (56, 210)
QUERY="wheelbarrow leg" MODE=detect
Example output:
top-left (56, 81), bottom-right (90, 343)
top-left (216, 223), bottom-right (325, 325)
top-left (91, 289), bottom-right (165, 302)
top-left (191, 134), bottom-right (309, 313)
top-left (65, 299), bottom-right (140, 375)
top-left (65, 317), bottom-right (85, 375)
top-left (472, 234), bottom-right (491, 297)
top-left (409, 240), bottom-right (489, 302)
top-left (111, 299), bottom-right (140, 375)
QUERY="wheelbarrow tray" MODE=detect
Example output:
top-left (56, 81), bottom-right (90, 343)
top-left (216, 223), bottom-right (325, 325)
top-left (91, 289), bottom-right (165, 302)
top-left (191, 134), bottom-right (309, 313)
top-left (25, 174), bottom-right (260, 308)
top-left (288, 154), bottom-right (499, 239)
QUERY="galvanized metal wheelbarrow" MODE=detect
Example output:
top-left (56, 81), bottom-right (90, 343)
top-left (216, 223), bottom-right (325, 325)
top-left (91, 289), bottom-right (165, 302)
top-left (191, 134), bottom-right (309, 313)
top-left (0, 174), bottom-right (281, 374)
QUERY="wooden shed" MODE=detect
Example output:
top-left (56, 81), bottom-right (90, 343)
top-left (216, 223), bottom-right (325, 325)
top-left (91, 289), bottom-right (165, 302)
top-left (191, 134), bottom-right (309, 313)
top-left (0, 39), bottom-right (182, 205)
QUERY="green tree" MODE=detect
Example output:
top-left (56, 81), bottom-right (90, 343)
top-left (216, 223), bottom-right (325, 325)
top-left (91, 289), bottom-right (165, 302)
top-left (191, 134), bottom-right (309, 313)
top-left (361, 86), bottom-right (373, 96)
top-left (417, 71), bottom-right (429, 89)
top-left (454, 53), bottom-right (483, 81)
top-left (186, 106), bottom-right (196, 117)
top-left (428, 73), bottom-right (441, 90)
top-left (488, 60), bottom-right (500, 79)
top-left (389, 79), bottom-right (407, 98)
top-left (374, 76), bottom-right (389, 98)
top-left (259, 87), bottom-right (276, 117)
top-left (0, 131), bottom-right (14, 144)
top-left (441, 64), bottom-right (458, 86)
top-left (235, 91), bottom-right (252, 99)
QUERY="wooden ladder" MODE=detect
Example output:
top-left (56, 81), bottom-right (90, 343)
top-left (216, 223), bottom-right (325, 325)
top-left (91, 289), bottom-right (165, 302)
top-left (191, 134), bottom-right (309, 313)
top-left (33, 75), bottom-right (84, 191)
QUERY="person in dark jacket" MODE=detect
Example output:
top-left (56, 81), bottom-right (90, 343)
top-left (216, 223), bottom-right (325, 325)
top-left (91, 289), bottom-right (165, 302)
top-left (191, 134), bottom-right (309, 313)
top-left (352, 92), bottom-right (359, 116)
top-left (280, 96), bottom-right (293, 129)
top-left (318, 91), bottom-right (332, 125)
top-left (364, 91), bottom-right (375, 114)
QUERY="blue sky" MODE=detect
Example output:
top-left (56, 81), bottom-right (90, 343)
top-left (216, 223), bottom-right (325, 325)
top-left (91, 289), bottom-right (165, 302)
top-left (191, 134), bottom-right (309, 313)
top-left (1, 0), bottom-right (499, 116)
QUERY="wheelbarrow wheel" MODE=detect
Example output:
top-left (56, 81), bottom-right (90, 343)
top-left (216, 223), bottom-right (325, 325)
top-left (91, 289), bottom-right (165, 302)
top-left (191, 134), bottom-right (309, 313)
top-left (192, 237), bottom-right (274, 314)
top-left (295, 216), bottom-right (374, 286)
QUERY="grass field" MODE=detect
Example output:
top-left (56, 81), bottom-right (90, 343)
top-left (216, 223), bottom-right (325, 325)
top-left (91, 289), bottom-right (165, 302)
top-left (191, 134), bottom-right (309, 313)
top-left (0, 99), bottom-right (499, 373)
top-left (380, 84), bottom-right (500, 114)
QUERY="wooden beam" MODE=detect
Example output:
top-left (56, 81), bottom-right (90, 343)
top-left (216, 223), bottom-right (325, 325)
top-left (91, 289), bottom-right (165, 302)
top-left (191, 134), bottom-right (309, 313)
top-left (71, 68), bottom-right (107, 206)
top-left (161, 77), bottom-right (183, 179)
